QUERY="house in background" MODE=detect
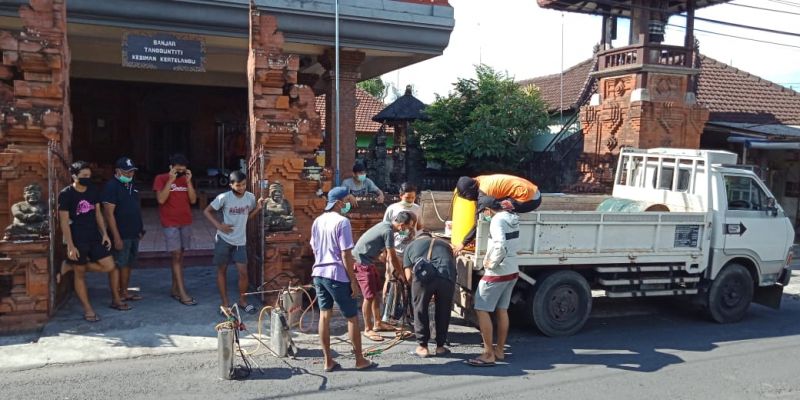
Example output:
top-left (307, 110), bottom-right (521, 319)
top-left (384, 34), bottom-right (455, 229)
top-left (519, 55), bottom-right (800, 230)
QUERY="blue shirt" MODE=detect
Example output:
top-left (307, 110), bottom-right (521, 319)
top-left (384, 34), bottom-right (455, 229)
top-left (102, 178), bottom-right (143, 240)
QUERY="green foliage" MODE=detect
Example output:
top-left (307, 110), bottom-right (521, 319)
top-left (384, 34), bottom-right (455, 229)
top-left (414, 65), bottom-right (549, 174)
top-left (357, 77), bottom-right (388, 100)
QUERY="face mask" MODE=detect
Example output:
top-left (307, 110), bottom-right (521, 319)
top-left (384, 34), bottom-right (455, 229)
top-left (339, 202), bottom-right (352, 215)
top-left (78, 177), bottom-right (92, 187)
top-left (400, 200), bottom-right (413, 208)
top-left (398, 229), bottom-right (410, 238)
top-left (356, 174), bottom-right (366, 183)
top-left (480, 214), bottom-right (492, 223)
top-left (117, 175), bottom-right (132, 184)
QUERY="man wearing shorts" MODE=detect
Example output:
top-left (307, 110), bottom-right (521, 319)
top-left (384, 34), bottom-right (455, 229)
top-left (203, 171), bottom-right (266, 313)
top-left (467, 196), bottom-right (520, 367)
top-left (153, 153), bottom-right (197, 305)
top-left (310, 186), bottom-right (374, 372)
top-left (59, 161), bottom-right (129, 322)
top-left (102, 157), bottom-right (145, 302)
top-left (352, 211), bottom-right (415, 342)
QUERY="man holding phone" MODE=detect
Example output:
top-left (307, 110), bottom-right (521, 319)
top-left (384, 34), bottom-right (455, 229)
top-left (153, 153), bottom-right (197, 306)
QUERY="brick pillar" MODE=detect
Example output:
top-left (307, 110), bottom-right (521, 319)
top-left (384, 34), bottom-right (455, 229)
top-left (0, 0), bottom-right (72, 331)
top-left (319, 49), bottom-right (364, 184)
top-left (571, 71), bottom-right (709, 193)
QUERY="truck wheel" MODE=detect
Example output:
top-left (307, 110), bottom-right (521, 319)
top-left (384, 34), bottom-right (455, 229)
top-left (707, 263), bottom-right (753, 323)
top-left (531, 271), bottom-right (592, 337)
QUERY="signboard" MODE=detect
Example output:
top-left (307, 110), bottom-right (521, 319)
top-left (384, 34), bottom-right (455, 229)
top-left (122, 32), bottom-right (205, 72)
top-left (673, 225), bottom-right (700, 248)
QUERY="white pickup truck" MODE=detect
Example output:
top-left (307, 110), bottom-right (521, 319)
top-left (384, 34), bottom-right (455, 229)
top-left (454, 147), bottom-right (795, 337)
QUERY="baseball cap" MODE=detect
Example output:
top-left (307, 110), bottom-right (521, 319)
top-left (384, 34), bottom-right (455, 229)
top-left (115, 157), bottom-right (138, 172)
top-left (476, 195), bottom-right (500, 215)
top-left (325, 186), bottom-right (349, 211)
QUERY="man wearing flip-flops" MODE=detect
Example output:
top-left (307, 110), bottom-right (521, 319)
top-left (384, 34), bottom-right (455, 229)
top-left (203, 171), bottom-right (267, 314)
top-left (310, 187), bottom-right (376, 372)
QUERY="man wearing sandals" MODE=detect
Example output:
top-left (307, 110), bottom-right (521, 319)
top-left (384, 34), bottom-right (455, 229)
top-left (102, 157), bottom-right (145, 303)
top-left (310, 187), bottom-right (375, 372)
top-left (58, 161), bottom-right (130, 322)
top-left (403, 232), bottom-right (456, 358)
top-left (467, 196), bottom-right (520, 367)
top-left (153, 153), bottom-right (196, 306)
top-left (203, 171), bottom-right (266, 313)
top-left (352, 211), bottom-right (416, 342)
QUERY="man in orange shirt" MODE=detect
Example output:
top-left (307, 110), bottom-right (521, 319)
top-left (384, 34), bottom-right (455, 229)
top-left (453, 174), bottom-right (541, 254)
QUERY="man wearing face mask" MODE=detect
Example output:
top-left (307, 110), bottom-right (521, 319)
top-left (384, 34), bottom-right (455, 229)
top-left (341, 162), bottom-right (384, 204)
top-left (310, 186), bottom-right (376, 372)
top-left (467, 196), bottom-right (520, 367)
top-left (382, 182), bottom-right (424, 253)
top-left (153, 153), bottom-right (197, 306)
top-left (203, 171), bottom-right (267, 313)
top-left (102, 157), bottom-right (145, 302)
top-left (59, 161), bottom-right (129, 322)
top-left (352, 211), bottom-right (416, 341)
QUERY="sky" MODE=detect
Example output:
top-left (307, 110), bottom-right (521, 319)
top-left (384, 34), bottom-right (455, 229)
top-left (381, 0), bottom-right (800, 103)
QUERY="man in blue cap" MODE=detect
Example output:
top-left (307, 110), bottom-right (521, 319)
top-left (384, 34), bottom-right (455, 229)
top-left (310, 186), bottom-right (376, 372)
top-left (102, 157), bottom-right (145, 302)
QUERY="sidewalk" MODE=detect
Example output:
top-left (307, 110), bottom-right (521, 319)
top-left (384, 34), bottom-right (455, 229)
top-left (0, 266), bottom-right (361, 372)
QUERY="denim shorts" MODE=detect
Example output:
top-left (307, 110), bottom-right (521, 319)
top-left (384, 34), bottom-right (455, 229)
top-left (212, 238), bottom-right (247, 265)
top-left (313, 276), bottom-right (358, 319)
top-left (112, 238), bottom-right (139, 268)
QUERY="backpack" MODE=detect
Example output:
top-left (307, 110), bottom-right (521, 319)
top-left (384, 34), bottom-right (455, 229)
top-left (413, 238), bottom-right (440, 284)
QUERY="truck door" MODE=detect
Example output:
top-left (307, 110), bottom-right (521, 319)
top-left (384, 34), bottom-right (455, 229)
top-left (722, 174), bottom-right (788, 263)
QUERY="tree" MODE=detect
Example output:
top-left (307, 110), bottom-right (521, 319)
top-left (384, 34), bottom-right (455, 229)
top-left (357, 77), bottom-right (388, 101)
top-left (414, 64), bottom-right (549, 174)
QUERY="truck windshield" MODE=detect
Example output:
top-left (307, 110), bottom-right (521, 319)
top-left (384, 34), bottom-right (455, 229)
top-left (724, 175), bottom-right (768, 211)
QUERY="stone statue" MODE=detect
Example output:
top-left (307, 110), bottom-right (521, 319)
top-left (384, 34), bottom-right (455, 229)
top-left (4, 183), bottom-right (49, 240)
top-left (265, 182), bottom-right (295, 232)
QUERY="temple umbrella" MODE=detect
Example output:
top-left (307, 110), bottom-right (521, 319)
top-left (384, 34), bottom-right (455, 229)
top-left (372, 85), bottom-right (429, 189)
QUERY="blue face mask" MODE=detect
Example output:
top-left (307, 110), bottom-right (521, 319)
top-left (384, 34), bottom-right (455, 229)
top-left (398, 229), bottom-right (409, 238)
top-left (480, 214), bottom-right (492, 223)
top-left (339, 202), bottom-right (352, 215)
top-left (117, 175), bottom-right (132, 184)
top-left (356, 174), bottom-right (367, 183)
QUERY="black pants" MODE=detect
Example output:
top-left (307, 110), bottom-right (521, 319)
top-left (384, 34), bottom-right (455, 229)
top-left (411, 277), bottom-right (455, 347)
top-left (509, 196), bottom-right (542, 213)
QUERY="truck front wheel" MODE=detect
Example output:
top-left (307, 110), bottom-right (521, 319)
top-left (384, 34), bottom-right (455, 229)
top-left (531, 271), bottom-right (592, 337)
top-left (707, 263), bottom-right (754, 323)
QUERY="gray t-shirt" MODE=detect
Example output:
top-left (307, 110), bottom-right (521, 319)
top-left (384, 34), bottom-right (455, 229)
top-left (342, 177), bottom-right (380, 197)
top-left (352, 221), bottom-right (394, 265)
top-left (210, 190), bottom-right (256, 246)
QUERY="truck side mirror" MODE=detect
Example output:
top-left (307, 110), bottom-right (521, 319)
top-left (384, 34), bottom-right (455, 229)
top-left (766, 197), bottom-right (779, 217)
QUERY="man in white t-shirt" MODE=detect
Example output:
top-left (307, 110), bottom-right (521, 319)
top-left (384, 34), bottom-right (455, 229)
top-left (382, 182), bottom-right (424, 254)
top-left (203, 171), bottom-right (267, 313)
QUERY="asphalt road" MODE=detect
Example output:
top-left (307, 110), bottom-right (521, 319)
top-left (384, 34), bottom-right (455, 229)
top-left (3, 287), bottom-right (800, 400)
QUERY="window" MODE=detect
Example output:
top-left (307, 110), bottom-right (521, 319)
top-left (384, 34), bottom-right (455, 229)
top-left (653, 166), bottom-right (690, 192)
top-left (724, 175), bottom-right (769, 211)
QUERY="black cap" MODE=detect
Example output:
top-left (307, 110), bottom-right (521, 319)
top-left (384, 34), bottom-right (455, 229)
top-left (456, 176), bottom-right (479, 200)
top-left (115, 157), bottom-right (137, 172)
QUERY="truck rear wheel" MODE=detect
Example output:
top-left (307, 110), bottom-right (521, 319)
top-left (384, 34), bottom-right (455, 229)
top-left (707, 263), bottom-right (753, 323)
top-left (531, 271), bottom-right (592, 337)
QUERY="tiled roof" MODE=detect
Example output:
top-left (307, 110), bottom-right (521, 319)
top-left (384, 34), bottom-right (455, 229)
top-left (697, 55), bottom-right (800, 125)
top-left (518, 55), bottom-right (800, 126)
top-left (316, 89), bottom-right (393, 134)
top-left (517, 58), bottom-right (596, 113)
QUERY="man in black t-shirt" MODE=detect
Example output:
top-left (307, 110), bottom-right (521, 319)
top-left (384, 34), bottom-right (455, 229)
top-left (58, 161), bottom-right (130, 322)
top-left (403, 232), bottom-right (457, 358)
top-left (102, 157), bottom-right (145, 302)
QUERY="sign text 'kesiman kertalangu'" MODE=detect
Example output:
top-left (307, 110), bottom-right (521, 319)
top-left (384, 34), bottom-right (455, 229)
top-left (122, 32), bottom-right (206, 72)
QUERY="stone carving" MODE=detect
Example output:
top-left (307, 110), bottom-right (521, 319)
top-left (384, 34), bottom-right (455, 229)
top-left (264, 182), bottom-right (295, 232)
top-left (4, 183), bottom-right (48, 240)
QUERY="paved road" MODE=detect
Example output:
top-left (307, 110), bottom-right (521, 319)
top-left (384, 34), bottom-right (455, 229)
top-left (3, 280), bottom-right (800, 400)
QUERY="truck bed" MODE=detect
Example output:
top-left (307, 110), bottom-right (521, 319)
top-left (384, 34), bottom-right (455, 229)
top-left (472, 211), bottom-right (710, 269)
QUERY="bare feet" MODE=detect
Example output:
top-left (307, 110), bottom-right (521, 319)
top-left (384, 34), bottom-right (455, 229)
top-left (415, 346), bottom-right (430, 358)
